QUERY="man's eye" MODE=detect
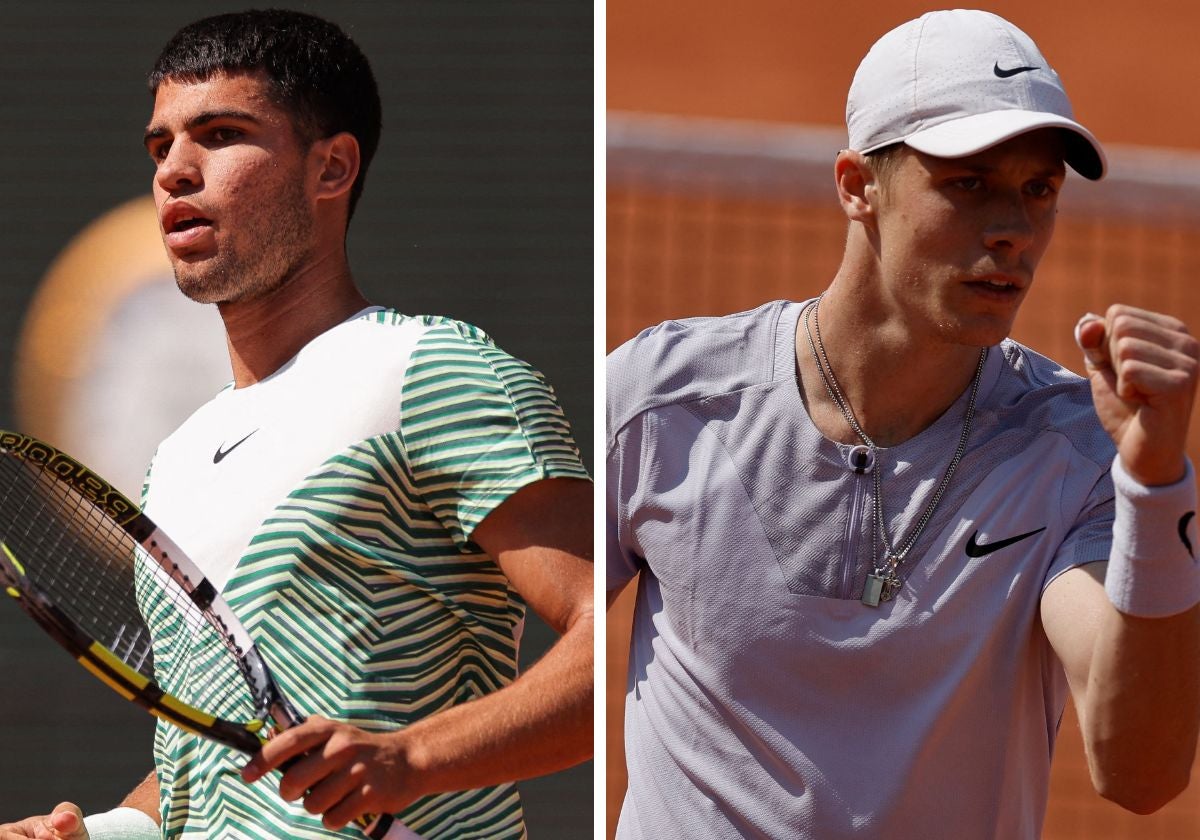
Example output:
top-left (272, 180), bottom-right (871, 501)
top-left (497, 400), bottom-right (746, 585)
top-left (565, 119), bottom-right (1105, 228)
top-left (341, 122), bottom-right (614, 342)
top-left (211, 128), bottom-right (242, 143)
top-left (955, 177), bottom-right (983, 191)
top-left (1027, 181), bottom-right (1057, 198)
top-left (150, 142), bottom-right (171, 163)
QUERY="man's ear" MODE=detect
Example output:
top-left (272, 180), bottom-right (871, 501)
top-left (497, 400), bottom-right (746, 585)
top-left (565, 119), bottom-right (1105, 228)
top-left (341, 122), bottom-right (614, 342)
top-left (311, 132), bottom-right (361, 203)
top-left (834, 149), bottom-right (881, 225)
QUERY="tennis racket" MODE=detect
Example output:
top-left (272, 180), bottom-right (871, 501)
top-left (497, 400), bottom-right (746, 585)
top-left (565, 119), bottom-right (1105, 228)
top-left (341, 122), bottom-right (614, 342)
top-left (0, 430), bottom-right (422, 840)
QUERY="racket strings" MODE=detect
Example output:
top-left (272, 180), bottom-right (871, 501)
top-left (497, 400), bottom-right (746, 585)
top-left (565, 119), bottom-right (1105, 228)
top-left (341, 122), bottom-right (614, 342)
top-left (139, 560), bottom-right (255, 718)
top-left (0, 457), bottom-right (145, 661)
top-left (0, 451), bottom-right (257, 724)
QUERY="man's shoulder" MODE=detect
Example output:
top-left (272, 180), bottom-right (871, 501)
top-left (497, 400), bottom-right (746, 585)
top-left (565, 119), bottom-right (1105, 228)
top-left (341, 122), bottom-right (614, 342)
top-left (349, 308), bottom-right (493, 347)
top-left (607, 300), bottom-right (795, 439)
top-left (332, 309), bottom-right (539, 383)
top-left (994, 338), bottom-right (1115, 468)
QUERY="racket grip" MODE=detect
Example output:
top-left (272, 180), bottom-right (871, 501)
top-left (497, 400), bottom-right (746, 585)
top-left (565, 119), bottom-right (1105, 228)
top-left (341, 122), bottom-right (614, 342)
top-left (275, 758), bottom-right (422, 839)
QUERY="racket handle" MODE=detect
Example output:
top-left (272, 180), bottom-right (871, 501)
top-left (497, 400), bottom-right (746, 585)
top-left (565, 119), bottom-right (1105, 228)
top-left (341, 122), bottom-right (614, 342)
top-left (275, 758), bottom-right (421, 839)
top-left (267, 710), bottom-right (422, 839)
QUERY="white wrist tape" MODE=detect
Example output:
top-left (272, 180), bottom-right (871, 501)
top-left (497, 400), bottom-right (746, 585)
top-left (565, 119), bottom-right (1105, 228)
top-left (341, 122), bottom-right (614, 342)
top-left (1105, 456), bottom-right (1200, 617)
top-left (82, 807), bottom-right (160, 840)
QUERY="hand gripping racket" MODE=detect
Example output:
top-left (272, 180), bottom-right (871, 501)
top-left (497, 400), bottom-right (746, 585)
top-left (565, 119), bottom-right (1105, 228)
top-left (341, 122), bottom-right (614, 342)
top-left (0, 431), bottom-right (423, 840)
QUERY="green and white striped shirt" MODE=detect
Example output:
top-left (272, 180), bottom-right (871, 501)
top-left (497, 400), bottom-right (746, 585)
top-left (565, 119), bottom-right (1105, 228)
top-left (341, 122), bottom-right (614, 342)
top-left (140, 308), bottom-right (588, 839)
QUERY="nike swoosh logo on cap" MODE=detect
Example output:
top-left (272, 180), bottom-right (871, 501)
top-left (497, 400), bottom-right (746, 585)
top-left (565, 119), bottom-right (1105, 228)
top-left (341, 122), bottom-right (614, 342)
top-left (213, 429), bottom-right (259, 464)
top-left (994, 62), bottom-right (1040, 78)
top-left (1181, 511), bottom-right (1196, 557)
top-left (965, 526), bottom-right (1047, 558)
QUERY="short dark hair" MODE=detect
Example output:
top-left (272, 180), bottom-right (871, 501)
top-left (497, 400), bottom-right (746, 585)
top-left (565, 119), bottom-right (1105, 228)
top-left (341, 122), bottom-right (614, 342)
top-left (149, 9), bottom-right (382, 223)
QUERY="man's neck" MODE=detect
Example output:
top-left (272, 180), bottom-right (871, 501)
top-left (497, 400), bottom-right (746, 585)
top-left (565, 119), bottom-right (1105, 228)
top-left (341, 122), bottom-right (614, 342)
top-left (796, 279), bottom-right (986, 448)
top-left (218, 258), bottom-right (370, 388)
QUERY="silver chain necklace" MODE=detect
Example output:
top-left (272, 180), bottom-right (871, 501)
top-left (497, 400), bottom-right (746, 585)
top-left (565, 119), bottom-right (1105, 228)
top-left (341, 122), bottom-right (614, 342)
top-left (802, 296), bottom-right (987, 607)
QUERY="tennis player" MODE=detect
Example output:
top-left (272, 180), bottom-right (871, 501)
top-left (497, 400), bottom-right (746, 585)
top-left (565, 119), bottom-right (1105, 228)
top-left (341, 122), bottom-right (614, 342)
top-left (607, 9), bottom-right (1199, 838)
top-left (2, 10), bottom-right (591, 840)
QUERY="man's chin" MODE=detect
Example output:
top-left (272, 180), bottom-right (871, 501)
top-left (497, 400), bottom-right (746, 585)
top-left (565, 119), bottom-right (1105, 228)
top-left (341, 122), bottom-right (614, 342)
top-left (172, 269), bottom-right (236, 306)
top-left (173, 279), bottom-right (221, 305)
top-left (960, 321), bottom-right (1014, 350)
top-left (938, 312), bottom-right (1016, 350)
top-left (174, 269), bottom-right (293, 309)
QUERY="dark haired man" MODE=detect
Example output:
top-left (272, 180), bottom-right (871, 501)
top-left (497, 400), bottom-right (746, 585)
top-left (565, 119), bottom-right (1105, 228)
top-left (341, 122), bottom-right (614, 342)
top-left (608, 9), bottom-right (1200, 839)
top-left (2, 9), bottom-right (591, 840)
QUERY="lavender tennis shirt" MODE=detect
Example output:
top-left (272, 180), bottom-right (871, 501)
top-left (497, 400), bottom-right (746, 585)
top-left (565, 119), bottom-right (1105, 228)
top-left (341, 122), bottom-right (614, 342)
top-left (607, 300), bottom-right (1116, 839)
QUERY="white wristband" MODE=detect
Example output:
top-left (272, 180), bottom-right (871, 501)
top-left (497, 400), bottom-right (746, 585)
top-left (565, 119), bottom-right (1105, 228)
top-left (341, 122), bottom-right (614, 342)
top-left (1105, 455), bottom-right (1200, 617)
top-left (82, 807), bottom-right (160, 840)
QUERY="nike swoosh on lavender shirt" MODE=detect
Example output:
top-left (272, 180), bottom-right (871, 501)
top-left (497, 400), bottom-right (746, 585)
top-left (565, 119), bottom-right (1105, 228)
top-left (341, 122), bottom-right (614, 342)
top-left (965, 526), bottom-right (1047, 558)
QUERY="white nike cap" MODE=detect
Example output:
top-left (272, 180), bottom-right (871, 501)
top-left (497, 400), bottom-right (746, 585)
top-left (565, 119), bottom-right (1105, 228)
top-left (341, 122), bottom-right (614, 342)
top-left (846, 9), bottom-right (1106, 180)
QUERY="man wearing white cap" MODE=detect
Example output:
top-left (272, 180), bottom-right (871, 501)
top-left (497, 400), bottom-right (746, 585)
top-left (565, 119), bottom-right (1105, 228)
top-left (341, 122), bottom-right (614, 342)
top-left (607, 9), bottom-right (1200, 839)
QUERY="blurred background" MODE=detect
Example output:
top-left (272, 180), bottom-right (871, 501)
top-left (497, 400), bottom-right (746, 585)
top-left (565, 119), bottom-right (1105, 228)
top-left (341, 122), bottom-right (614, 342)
top-left (607, 0), bottom-right (1200, 838)
top-left (0, 1), bottom-right (591, 836)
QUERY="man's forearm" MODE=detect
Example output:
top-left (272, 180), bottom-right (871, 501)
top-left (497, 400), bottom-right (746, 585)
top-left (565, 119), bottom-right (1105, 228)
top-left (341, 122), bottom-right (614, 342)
top-left (118, 770), bottom-right (161, 822)
top-left (1081, 601), bottom-right (1200, 813)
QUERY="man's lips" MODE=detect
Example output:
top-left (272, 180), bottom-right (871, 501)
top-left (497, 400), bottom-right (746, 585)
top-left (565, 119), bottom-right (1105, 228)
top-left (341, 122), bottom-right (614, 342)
top-left (965, 274), bottom-right (1026, 295)
top-left (161, 203), bottom-right (215, 253)
top-left (165, 224), bottom-right (214, 252)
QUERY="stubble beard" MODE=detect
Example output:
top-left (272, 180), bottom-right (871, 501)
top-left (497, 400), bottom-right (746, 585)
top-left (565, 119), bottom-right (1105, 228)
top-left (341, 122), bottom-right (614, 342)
top-left (172, 185), bottom-right (315, 306)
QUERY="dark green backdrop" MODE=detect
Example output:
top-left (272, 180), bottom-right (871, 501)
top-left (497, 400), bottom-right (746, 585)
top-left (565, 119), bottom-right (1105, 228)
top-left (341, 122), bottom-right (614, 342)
top-left (0, 1), bottom-right (592, 835)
